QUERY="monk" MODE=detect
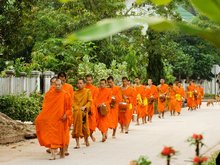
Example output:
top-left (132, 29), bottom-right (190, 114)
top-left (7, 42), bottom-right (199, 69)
top-left (157, 79), bottom-right (168, 118)
top-left (146, 79), bottom-right (158, 122)
top-left (107, 76), bottom-right (122, 138)
top-left (85, 74), bottom-right (98, 142)
top-left (57, 72), bottom-right (74, 155)
top-left (167, 82), bottom-right (177, 116)
top-left (58, 72), bottom-right (74, 100)
top-left (119, 77), bottom-right (135, 134)
top-left (95, 79), bottom-right (111, 142)
top-left (133, 77), bottom-right (145, 125)
top-left (142, 84), bottom-right (150, 124)
top-left (35, 79), bottom-right (72, 160)
top-left (50, 76), bottom-right (57, 86)
top-left (196, 84), bottom-right (204, 108)
top-left (187, 80), bottom-right (196, 110)
top-left (45, 76), bottom-right (57, 154)
top-left (72, 78), bottom-right (92, 148)
top-left (175, 81), bottom-right (185, 115)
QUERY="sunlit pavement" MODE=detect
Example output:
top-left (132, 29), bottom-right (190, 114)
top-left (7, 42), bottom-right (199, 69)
top-left (1, 102), bottom-right (220, 165)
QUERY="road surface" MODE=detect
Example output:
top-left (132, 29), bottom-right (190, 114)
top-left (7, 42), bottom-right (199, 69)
top-left (0, 102), bottom-right (220, 165)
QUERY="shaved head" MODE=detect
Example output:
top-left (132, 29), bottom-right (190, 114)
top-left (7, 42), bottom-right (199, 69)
top-left (55, 79), bottom-right (62, 91)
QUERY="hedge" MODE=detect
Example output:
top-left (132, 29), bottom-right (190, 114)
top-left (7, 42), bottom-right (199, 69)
top-left (0, 93), bottom-right (43, 122)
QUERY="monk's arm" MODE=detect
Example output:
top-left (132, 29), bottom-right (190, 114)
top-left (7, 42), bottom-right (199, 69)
top-left (64, 93), bottom-right (73, 125)
top-left (116, 89), bottom-right (122, 103)
top-left (84, 91), bottom-right (92, 111)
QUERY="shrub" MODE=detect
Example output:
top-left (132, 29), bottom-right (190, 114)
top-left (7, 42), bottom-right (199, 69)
top-left (204, 151), bottom-right (219, 165)
top-left (0, 93), bottom-right (43, 122)
top-left (203, 94), bottom-right (215, 99)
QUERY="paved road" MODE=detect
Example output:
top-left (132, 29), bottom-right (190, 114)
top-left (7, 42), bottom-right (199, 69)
top-left (1, 102), bottom-right (220, 165)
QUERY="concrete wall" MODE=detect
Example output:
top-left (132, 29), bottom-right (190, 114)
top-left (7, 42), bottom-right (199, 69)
top-left (0, 71), bottom-right (54, 96)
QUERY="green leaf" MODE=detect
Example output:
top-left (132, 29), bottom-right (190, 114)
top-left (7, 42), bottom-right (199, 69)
top-left (64, 16), bottom-right (220, 50)
top-left (59, 0), bottom-right (75, 3)
top-left (190, 0), bottom-right (220, 24)
top-left (150, 0), bottom-right (172, 6)
top-left (175, 22), bottom-right (220, 49)
top-left (176, 6), bottom-right (195, 22)
top-left (64, 16), bottom-right (169, 44)
top-left (135, 0), bottom-right (145, 5)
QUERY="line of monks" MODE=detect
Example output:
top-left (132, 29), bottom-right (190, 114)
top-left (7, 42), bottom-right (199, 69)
top-left (35, 72), bottom-right (204, 160)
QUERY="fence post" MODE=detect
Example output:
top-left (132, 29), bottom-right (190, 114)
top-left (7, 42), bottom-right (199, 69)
top-left (20, 72), bottom-right (27, 94)
top-left (43, 71), bottom-right (55, 93)
top-left (5, 70), bottom-right (15, 95)
top-left (29, 71), bottom-right (41, 95)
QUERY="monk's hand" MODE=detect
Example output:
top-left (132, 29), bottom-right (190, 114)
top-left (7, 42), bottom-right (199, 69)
top-left (81, 106), bottom-right (86, 112)
top-left (123, 95), bottom-right (128, 100)
top-left (61, 114), bottom-right (67, 121)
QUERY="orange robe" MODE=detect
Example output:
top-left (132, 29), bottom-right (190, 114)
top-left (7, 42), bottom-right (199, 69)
top-left (119, 86), bottom-right (136, 126)
top-left (62, 83), bottom-right (74, 101)
top-left (35, 88), bottom-right (72, 149)
top-left (72, 88), bottom-right (92, 138)
top-left (142, 87), bottom-right (150, 117)
top-left (108, 86), bottom-right (122, 129)
top-left (187, 84), bottom-right (196, 108)
top-left (175, 86), bottom-right (185, 113)
top-left (196, 86), bottom-right (204, 107)
top-left (134, 85), bottom-right (145, 118)
top-left (146, 85), bottom-right (158, 118)
top-left (62, 83), bottom-right (74, 145)
top-left (168, 86), bottom-right (177, 111)
top-left (95, 88), bottom-right (111, 134)
top-left (85, 84), bottom-right (98, 132)
top-left (157, 84), bottom-right (168, 113)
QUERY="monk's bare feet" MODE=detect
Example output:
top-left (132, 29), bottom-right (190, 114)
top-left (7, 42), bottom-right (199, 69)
top-left (101, 138), bottom-right (106, 142)
top-left (60, 148), bottom-right (65, 159)
top-left (46, 149), bottom-right (51, 153)
top-left (112, 135), bottom-right (116, 139)
top-left (86, 143), bottom-right (90, 147)
top-left (85, 140), bottom-right (90, 147)
top-left (74, 146), bottom-right (80, 149)
top-left (91, 136), bottom-right (96, 142)
top-left (49, 149), bottom-right (56, 160)
top-left (49, 156), bottom-right (56, 160)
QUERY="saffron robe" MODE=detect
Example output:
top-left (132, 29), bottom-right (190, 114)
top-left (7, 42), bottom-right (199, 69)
top-left (108, 86), bottom-right (122, 129)
top-left (118, 86), bottom-right (136, 126)
top-left (95, 88), bottom-right (111, 134)
top-left (145, 85), bottom-right (158, 117)
top-left (134, 85), bottom-right (146, 118)
top-left (175, 86), bottom-right (185, 113)
top-left (35, 88), bottom-right (72, 148)
top-left (157, 84), bottom-right (168, 113)
top-left (85, 84), bottom-right (98, 131)
top-left (168, 86), bottom-right (177, 111)
top-left (187, 84), bottom-right (196, 108)
top-left (72, 88), bottom-right (92, 138)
